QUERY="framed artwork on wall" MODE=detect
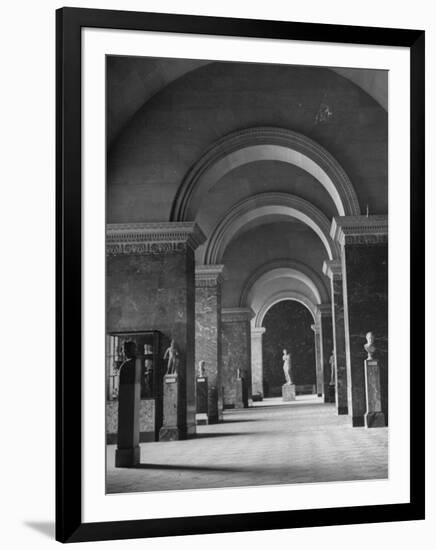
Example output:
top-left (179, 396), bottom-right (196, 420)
top-left (56, 7), bottom-right (425, 543)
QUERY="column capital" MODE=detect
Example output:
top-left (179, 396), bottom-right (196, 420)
top-left (311, 323), bottom-right (321, 334)
top-left (106, 222), bottom-right (206, 255)
top-left (222, 307), bottom-right (255, 323)
top-left (251, 327), bottom-right (266, 337)
top-left (316, 304), bottom-right (332, 318)
top-left (195, 264), bottom-right (227, 287)
top-left (323, 259), bottom-right (342, 280)
top-left (330, 215), bottom-right (388, 246)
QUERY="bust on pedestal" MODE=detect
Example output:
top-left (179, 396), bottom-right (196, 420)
top-left (115, 341), bottom-right (141, 467)
top-left (326, 350), bottom-right (336, 403)
top-left (282, 348), bottom-right (296, 401)
top-left (363, 332), bottom-right (386, 428)
top-left (234, 368), bottom-right (248, 408)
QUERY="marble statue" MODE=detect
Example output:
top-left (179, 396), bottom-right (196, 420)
top-left (364, 332), bottom-right (376, 360)
top-left (329, 351), bottom-right (336, 385)
top-left (198, 360), bottom-right (206, 377)
top-left (164, 339), bottom-right (180, 375)
top-left (282, 349), bottom-right (292, 385)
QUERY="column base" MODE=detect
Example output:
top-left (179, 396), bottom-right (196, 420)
top-left (352, 415), bottom-right (365, 427)
top-left (159, 426), bottom-right (187, 441)
top-left (365, 411), bottom-right (386, 428)
top-left (115, 446), bottom-right (140, 467)
top-left (195, 413), bottom-right (209, 425)
top-left (282, 384), bottom-right (296, 401)
top-left (337, 406), bottom-right (348, 415)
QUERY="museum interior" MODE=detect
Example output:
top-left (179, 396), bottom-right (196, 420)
top-left (105, 57), bottom-right (388, 492)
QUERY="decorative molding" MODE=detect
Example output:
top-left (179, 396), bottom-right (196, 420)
top-left (311, 323), bottom-right (321, 333)
top-left (251, 327), bottom-right (266, 337)
top-left (221, 307), bottom-right (255, 323)
top-left (195, 264), bottom-right (227, 287)
top-left (316, 304), bottom-right (333, 318)
top-left (204, 192), bottom-right (340, 264)
top-left (170, 127), bottom-right (360, 221)
top-left (323, 260), bottom-right (342, 280)
top-left (106, 222), bottom-right (206, 255)
top-left (331, 215), bottom-right (388, 246)
top-left (239, 258), bottom-right (329, 307)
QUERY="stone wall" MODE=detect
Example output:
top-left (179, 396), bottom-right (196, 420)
top-left (222, 320), bottom-right (251, 406)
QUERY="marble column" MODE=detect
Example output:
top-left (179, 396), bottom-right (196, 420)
top-left (331, 216), bottom-right (388, 427)
top-left (323, 259), bottom-right (348, 415)
top-left (251, 327), bottom-right (266, 400)
top-left (311, 323), bottom-right (323, 397)
top-left (195, 264), bottom-right (226, 424)
top-left (106, 222), bottom-right (205, 439)
top-left (221, 308), bottom-right (255, 408)
top-left (317, 304), bottom-right (334, 403)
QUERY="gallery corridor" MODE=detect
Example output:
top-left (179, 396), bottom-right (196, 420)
top-left (106, 396), bottom-right (388, 494)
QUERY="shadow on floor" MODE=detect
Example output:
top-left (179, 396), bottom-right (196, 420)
top-left (130, 463), bottom-right (241, 472)
top-left (24, 521), bottom-right (54, 539)
top-left (192, 431), bottom-right (248, 439)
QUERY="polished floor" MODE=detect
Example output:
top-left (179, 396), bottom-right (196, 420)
top-left (106, 396), bottom-right (388, 494)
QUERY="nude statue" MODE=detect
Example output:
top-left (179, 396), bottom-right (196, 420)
top-left (364, 332), bottom-right (376, 360)
top-left (163, 339), bottom-right (180, 375)
top-left (329, 350), bottom-right (336, 385)
top-left (282, 349), bottom-right (292, 385)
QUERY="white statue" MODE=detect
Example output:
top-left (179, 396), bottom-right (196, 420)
top-left (329, 351), bottom-right (336, 385)
top-left (364, 332), bottom-right (376, 360)
top-left (198, 360), bottom-right (206, 377)
top-left (282, 349), bottom-right (292, 385)
top-left (164, 339), bottom-right (180, 375)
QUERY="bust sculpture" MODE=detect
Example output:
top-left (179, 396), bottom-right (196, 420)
top-left (282, 348), bottom-right (292, 385)
top-left (364, 332), bottom-right (376, 360)
top-left (163, 339), bottom-right (180, 375)
top-left (117, 341), bottom-right (137, 385)
top-left (198, 360), bottom-right (206, 377)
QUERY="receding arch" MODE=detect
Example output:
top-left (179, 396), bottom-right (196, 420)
top-left (254, 291), bottom-right (318, 328)
top-left (203, 193), bottom-right (340, 264)
top-left (240, 259), bottom-right (329, 307)
top-left (170, 127), bottom-right (360, 221)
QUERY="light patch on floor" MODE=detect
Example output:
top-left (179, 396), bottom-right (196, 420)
top-left (106, 396), bottom-right (388, 494)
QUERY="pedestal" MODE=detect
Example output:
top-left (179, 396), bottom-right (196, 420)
top-left (159, 374), bottom-right (187, 440)
top-left (364, 359), bottom-right (386, 428)
top-left (326, 384), bottom-right (336, 403)
top-left (115, 358), bottom-right (141, 468)
top-left (282, 383), bottom-right (296, 401)
top-left (235, 377), bottom-right (248, 408)
top-left (196, 376), bottom-right (208, 425)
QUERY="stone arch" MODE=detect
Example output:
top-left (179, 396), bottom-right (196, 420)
top-left (254, 291), bottom-right (318, 328)
top-left (170, 127), bottom-right (360, 221)
top-left (203, 193), bottom-right (340, 264)
top-left (239, 259), bottom-right (329, 307)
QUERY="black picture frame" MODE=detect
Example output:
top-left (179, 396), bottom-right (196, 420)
top-left (56, 7), bottom-right (425, 543)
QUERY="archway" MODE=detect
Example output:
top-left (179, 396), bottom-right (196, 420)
top-left (171, 127), bottom-right (361, 222)
top-left (261, 300), bottom-right (317, 398)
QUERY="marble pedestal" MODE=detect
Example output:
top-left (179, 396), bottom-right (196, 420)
top-left (196, 376), bottom-right (208, 425)
top-left (115, 358), bottom-right (141, 467)
top-left (235, 378), bottom-right (248, 408)
top-left (159, 374), bottom-right (187, 441)
top-left (282, 384), bottom-right (296, 401)
top-left (364, 359), bottom-right (386, 428)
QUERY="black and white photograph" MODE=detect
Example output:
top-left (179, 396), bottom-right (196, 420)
top-left (105, 55), bottom-right (389, 494)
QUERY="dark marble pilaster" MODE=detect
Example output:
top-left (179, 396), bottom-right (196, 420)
top-left (311, 324), bottom-right (323, 396)
top-left (221, 308), bottom-right (254, 408)
top-left (317, 304), bottom-right (334, 403)
top-left (323, 260), bottom-right (348, 415)
top-left (195, 265), bottom-right (225, 424)
top-left (331, 216), bottom-right (388, 427)
top-left (251, 327), bottom-right (266, 400)
top-left (107, 222), bottom-right (205, 439)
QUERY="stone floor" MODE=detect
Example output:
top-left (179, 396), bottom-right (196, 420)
top-left (106, 396), bottom-right (388, 494)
